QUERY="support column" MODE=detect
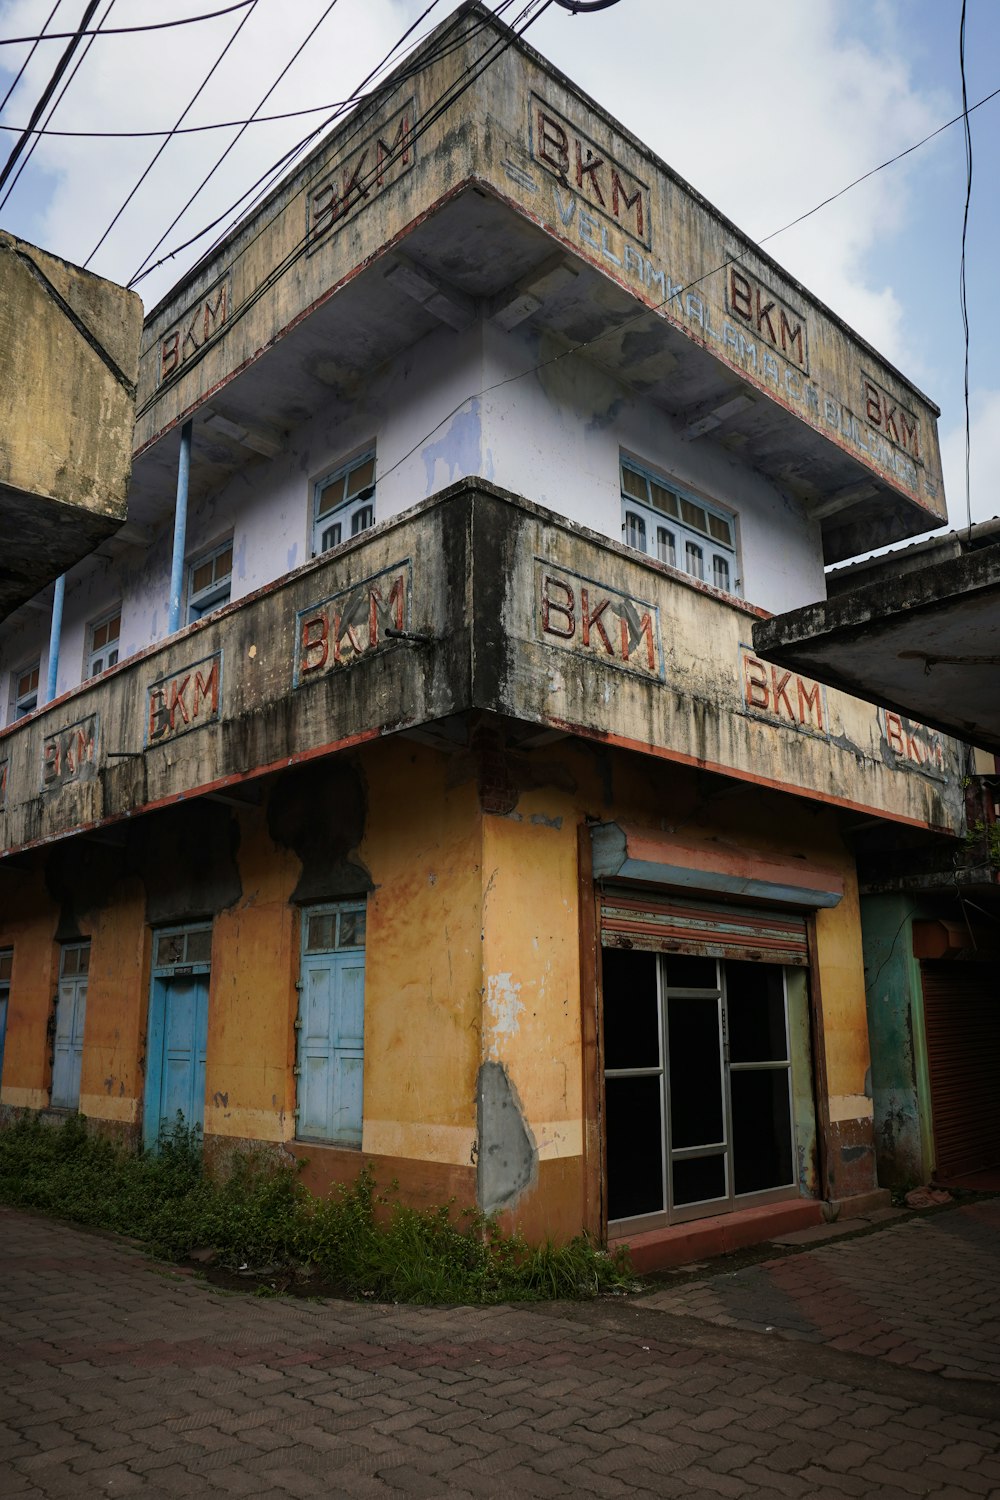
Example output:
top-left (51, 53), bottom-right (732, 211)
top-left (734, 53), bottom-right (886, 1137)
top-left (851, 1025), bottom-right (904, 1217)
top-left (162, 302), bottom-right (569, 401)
top-left (167, 420), bottom-right (192, 633)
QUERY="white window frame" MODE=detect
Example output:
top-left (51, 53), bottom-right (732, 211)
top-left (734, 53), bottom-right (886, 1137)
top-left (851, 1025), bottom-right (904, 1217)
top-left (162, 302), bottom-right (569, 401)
top-left (10, 660), bottom-right (40, 722)
top-left (187, 538), bottom-right (233, 623)
top-left (620, 457), bottom-right (740, 596)
top-left (86, 606), bottom-right (121, 679)
top-left (312, 449), bottom-right (376, 557)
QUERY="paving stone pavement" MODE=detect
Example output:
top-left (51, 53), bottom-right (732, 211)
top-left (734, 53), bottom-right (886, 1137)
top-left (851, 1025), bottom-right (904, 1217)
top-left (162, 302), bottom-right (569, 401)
top-left (2, 1203), bottom-right (1000, 1498)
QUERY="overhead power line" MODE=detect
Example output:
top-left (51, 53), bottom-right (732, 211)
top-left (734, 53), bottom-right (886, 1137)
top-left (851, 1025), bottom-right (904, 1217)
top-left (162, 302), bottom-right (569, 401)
top-left (0, 0), bottom-right (101, 197)
top-left (84, 0), bottom-right (261, 267)
top-left (0, 0), bottom-right (114, 212)
top-left (133, 0), bottom-right (554, 418)
top-left (959, 0), bottom-right (973, 533)
top-left (127, 0), bottom-right (511, 289)
top-left (0, 0), bottom-right (60, 117)
top-left (129, 0), bottom-right (344, 286)
top-left (0, 2), bottom-right (256, 45)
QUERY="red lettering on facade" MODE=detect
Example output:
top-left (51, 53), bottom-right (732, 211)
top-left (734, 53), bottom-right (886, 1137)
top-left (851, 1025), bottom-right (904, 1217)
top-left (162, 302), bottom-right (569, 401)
top-left (885, 711), bottom-right (905, 756)
top-left (203, 284), bottom-right (227, 339)
top-left (730, 269), bottom-right (753, 322)
top-left (797, 678), bottom-right (823, 730)
top-left (541, 575), bottom-right (575, 639)
top-left (168, 676), bottom-right (191, 729)
top-left (193, 661), bottom-right (220, 717)
top-left (864, 377), bottom-right (921, 460)
top-left (537, 111), bottom-right (569, 176)
top-left (300, 616), bottom-right (329, 674)
top-left (160, 331), bottom-right (180, 380)
top-left (611, 170), bottom-right (643, 237)
top-left (575, 142), bottom-right (606, 207)
top-left (376, 114), bottom-right (411, 186)
top-left (743, 655), bottom-right (770, 709)
top-left (755, 290), bottom-right (777, 344)
top-left (770, 667), bottom-right (794, 720)
top-left (779, 309), bottom-right (803, 365)
top-left (581, 589), bottom-right (613, 654)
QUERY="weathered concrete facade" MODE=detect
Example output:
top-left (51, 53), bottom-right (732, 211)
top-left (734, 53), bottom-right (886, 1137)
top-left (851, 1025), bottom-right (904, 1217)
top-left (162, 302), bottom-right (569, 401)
top-left (0, 4), bottom-right (965, 1261)
top-left (0, 232), bottom-right (142, 619)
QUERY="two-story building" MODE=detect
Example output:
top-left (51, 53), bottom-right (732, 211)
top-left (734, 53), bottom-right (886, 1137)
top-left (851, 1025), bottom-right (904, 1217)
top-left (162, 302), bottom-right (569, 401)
top-left (0, 3), bottom-right (962, 1265)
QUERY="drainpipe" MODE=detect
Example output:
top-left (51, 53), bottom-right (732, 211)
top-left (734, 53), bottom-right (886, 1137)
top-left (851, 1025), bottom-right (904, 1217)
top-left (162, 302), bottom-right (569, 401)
top-left (45, 573), bottom-right (66, 703)
top-left (167, 419), bottom-right (193, 634)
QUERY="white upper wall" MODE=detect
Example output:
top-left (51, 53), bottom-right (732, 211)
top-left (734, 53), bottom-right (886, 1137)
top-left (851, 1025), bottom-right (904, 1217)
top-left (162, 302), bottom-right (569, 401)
top-left (0, 317), bottom-right (825, 721)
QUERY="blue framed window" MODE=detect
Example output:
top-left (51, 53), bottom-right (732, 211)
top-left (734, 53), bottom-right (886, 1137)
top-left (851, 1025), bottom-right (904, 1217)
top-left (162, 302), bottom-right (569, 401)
top-left (187, 540), bottom-right (233, 623)
top-left (621, 458), bottom-right (739, 595)
top-left (312, 450), bottom-right (376, 556)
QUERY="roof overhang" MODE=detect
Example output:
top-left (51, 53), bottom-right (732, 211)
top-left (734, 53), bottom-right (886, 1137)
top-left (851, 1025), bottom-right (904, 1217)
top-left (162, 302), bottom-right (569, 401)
top-left (752, 541), bottom-right (1000, 751)
top-left (121, 2), bottom-right (945, 565)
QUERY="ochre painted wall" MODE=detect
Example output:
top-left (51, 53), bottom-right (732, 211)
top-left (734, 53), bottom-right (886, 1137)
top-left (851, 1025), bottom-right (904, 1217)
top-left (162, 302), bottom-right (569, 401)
top-left (0, 866), bottom-right (57, 1111)
top-left (78, 879), bottom-right (146, 1126)
top-left (0, 731), bottom-right (880, 1231)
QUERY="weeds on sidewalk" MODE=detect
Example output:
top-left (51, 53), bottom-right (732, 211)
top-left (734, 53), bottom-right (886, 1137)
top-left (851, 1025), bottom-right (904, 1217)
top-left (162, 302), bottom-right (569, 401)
top-left (0, 1115), bottom-right (637, 1304)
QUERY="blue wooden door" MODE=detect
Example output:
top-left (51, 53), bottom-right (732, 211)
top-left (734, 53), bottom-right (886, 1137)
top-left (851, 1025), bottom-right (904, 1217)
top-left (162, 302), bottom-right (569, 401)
top-left (144, 926), bottom-right (211, 1150)
top-left (51, 944), bottom-right (89, 1110)
top-left (297, 904), bottom-right (366, 1146)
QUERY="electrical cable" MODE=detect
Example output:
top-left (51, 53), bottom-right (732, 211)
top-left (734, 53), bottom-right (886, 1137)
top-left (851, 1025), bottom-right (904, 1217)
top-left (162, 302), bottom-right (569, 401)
top-left (84, 0), bottom-right (260, 267)
top-left (129, 0), bottom-right (345, 287)
top-left (0, 0), bottom-right (526, 141)
top-left (132, 0), bottom-right (553, 419)
top-left (128, 0), bottom-right (512, 288)
top-left (0, 0), bottom-right (115, 212)
top-left (196, 0), bottom-right (532, 262)
top-left (0, 0), bottom-right (101, 197)
top-left (127, 0), bottom-right (515, 288)
top-left (0, 0), bottom-right (61, 117)
top-left (195, 0), bottom-right (455, 264)
top-left (959, 0), bottom-right (973, 533)
top-left (0, 2), bottom-right (256, 46)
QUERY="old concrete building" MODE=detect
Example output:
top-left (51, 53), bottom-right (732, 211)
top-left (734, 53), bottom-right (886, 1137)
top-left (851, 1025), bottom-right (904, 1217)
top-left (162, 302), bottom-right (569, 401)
top-left (756, 528), bottom-right (1000, 1195)
top-left (0, 4), bottom-right (963, 1264)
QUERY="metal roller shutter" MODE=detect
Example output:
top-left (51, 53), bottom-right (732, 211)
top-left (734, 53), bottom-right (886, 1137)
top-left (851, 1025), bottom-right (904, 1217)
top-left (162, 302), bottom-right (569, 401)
top-left (922, 961), bottom-right (1000, 1181)
top-left (599, 888), bottom-right (809, 966)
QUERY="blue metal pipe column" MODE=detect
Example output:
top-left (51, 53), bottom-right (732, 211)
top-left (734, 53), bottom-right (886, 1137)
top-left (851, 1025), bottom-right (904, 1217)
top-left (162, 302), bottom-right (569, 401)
top-left (45, 573), bottom-right (66, 703)
top-left (167, 419), bottom-right (193, 633)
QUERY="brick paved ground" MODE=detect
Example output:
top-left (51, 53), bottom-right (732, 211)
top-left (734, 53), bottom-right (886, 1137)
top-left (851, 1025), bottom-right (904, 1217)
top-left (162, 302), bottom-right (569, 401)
top-left (2, 1203), bottom-right (1000, 1498)
top-left (643, 1201), bottom-right (1000, 1384)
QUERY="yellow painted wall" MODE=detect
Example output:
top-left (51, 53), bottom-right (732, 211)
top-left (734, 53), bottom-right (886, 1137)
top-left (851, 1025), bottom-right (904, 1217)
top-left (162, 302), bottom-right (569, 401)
top-left (359, 739), bottom-right (483, 1166)
top-left (78, 879), bottom-right (146, 1124)
top-left (203, 805), bottom-right (300, 1143)
top-left (481, 797), bottom-right (583, 1162)
top-left (0, 866), bottom-right (56, 1110)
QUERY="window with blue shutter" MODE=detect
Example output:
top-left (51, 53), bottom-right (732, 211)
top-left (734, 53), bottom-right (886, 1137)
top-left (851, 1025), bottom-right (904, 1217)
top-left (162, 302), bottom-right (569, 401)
top-left (296, 902), bottom-right (366, 1147)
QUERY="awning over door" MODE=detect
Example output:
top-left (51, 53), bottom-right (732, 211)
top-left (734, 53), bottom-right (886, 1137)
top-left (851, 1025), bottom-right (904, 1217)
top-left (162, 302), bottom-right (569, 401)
top-left (590, 822), bottom-right (844, 910)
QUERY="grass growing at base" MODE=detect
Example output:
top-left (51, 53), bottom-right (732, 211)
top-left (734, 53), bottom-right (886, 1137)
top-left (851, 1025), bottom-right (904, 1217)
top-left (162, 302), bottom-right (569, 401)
top-left (0, 1115), bottom-right (637, 1304)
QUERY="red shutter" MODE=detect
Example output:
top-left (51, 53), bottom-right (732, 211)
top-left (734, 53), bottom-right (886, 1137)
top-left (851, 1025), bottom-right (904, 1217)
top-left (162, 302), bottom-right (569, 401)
top-left (922, 961), bottom-right (1000, 1181)
top-left (599, 888), bottom-right (809, 966)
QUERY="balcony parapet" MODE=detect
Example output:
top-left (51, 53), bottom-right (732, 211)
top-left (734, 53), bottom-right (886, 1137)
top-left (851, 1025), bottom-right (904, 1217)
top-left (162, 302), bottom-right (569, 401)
top-left (0, 482), bottom-right (964, 860)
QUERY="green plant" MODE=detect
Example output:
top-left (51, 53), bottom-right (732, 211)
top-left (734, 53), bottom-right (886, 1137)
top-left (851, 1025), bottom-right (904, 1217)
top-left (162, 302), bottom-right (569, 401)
top-left (0, 1116), bottom-right (638, 1304)
top-left (964, 817), bottom-right (1000, 869)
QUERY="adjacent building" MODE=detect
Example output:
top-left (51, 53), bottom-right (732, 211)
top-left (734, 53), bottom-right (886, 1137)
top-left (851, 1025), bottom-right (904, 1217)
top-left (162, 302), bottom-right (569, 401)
top-left (0, 4), bottom-right (964, 1264)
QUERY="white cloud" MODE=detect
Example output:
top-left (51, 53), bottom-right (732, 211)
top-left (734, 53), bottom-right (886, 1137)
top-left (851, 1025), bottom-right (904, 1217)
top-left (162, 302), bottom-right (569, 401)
top-left (0, 0), bottom-right (950, 360)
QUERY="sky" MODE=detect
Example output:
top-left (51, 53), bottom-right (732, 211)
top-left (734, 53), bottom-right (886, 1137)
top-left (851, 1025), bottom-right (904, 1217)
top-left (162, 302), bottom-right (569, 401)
top-left (0, 0), bottom-right (997, 547)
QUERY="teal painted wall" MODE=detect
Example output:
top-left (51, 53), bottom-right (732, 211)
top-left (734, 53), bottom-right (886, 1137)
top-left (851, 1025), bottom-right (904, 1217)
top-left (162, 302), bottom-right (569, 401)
top-left (860, 893), bottom-right (931, 1188)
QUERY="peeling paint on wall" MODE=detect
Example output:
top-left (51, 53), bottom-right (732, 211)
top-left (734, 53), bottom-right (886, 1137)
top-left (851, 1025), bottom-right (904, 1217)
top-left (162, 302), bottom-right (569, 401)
top-left (485, 971), bottom-right (524, 1060)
